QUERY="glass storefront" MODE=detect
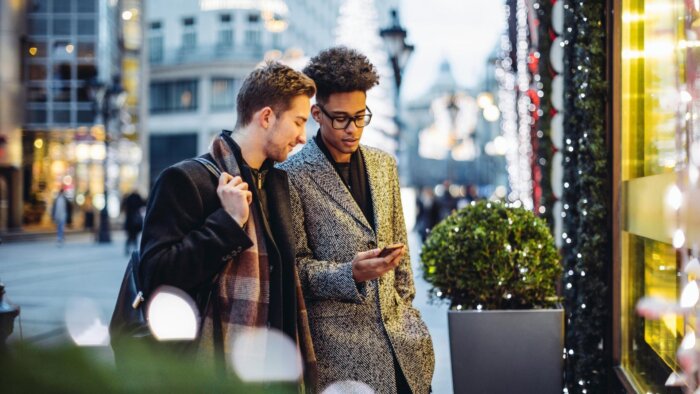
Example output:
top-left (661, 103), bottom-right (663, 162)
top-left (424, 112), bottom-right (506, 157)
top-left (619, 0), bottom-right (700, 391)
top-left (24, 127), bottom-right (141, 228)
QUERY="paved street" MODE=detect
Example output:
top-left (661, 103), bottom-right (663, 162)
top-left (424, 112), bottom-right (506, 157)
top-left (0, 230), bottom-right (453, 393)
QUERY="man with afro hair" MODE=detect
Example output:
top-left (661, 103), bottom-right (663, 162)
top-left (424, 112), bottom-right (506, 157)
top-left (279, 46), bottom-right (435, 393)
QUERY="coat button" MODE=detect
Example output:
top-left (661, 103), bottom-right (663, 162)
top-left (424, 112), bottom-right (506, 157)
top-left (368, 241), bottom-right (376, 249)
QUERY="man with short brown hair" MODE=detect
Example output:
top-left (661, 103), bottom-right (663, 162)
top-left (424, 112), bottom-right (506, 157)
top-left (139, 62), bottom-right (317, 382)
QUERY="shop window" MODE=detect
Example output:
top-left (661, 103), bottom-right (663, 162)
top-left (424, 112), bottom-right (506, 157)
top-left (619, 0), bottom-right (693, 391)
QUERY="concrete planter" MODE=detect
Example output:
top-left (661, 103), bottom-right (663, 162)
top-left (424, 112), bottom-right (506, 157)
top-left (448, 309), bottom-right (564, 394)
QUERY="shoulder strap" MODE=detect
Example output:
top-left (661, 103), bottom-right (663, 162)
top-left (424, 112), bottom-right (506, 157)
top-left (192, 157), bottom-right (222, 179)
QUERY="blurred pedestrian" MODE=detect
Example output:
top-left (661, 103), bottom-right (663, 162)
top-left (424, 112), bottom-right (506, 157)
top-left (51, 187), bottom-right (69, 246)
top-left (416, 186), bottom-right (439, 242)
top-left (83, 193), bottom-right (95, 233)
top-left (436, 180), bottom-right (457, 220)
top-left (121, 190), bottom-right (145, 256)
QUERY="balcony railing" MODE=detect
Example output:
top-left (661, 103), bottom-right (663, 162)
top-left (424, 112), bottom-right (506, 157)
top-left (150, 44), bottom-right (266, 66)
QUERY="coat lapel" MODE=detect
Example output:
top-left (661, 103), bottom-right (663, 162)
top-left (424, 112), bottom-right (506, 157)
top-left (362, 148), bottom-right (384, 237)
top-left (303, 140), bottom-right (374, 233)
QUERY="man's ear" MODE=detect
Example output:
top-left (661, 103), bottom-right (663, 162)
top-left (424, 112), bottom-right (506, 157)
top-left (257, 106), bottom-right (275, 129)
top-left (310, 105), bottom-right (321, 123)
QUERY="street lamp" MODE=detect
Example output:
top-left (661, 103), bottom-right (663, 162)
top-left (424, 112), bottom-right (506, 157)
top-left (380, 9), bottom-right (414, 91)
top-left (88, 75), bottom-right (127, 244)
top-left (380, 8), bottom-right (414, 180)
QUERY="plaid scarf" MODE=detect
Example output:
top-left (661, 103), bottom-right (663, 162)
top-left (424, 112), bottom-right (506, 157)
top-left (198, 133), bottom-right (317, 391)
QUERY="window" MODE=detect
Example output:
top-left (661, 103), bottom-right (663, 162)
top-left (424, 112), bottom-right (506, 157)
top-left (150, 80), bottom-right (198, 113)
top-left (181, 17), bottom-right (196, 50)
top-left (149, 21), bottom-right (164, 63)
top-left (210, 78), bottom-right (238, 111)
top-left (77, 18), bottom-right (96, 36)
top-left (245, 12), bottom-right (261, 47)
top-left (217, 13), bottom-right (234, 49)
top-left (28, 17), bottom-right (48, 36)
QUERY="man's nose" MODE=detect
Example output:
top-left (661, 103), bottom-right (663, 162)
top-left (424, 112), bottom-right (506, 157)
top-left (345, 120), bottom-right (357, 133)
top-left (297, 130), bottom-right (307, 145)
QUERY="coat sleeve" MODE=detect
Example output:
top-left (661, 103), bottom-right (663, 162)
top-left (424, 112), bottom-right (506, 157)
top-left (289, 181), bottom-right (367, 303)
top-left (139, 165), bottom-right (253, 292)
top-left (389, 156), bottom-right (416, 304)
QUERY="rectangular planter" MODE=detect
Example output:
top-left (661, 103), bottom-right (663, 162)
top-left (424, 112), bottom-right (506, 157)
top-left (448, 309), bottom-right (564, 394)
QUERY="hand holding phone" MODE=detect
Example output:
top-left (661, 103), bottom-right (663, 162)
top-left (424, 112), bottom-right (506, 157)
top-left (378, 243), bottom-right (404, 258)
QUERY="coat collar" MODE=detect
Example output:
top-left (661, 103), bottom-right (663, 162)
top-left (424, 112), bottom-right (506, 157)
top-left (301, 138), bottom-right (378, 233)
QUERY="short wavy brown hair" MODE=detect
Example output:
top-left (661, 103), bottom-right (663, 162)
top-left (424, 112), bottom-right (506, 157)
top-left (303, 47), bottom-right (379, 104)
top-left (235, 61), bottom-right (316, 129)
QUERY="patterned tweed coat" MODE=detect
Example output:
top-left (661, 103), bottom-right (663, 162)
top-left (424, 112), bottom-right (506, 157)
top-left (278, 139), bottom-right (435, 394)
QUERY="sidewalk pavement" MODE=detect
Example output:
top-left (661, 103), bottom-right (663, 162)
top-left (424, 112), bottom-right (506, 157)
top-left (0, 230), bottom-right (453, 393)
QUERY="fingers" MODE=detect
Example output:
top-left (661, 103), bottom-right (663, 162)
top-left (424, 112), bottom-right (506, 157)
top-left (219, 172), bottom-right (234, 186)
top-left (357, 248), bottom-right (382, 260)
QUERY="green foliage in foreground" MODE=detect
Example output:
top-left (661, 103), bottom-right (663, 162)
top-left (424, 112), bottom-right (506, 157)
top-left (0, 342), bottom-right (295, 393)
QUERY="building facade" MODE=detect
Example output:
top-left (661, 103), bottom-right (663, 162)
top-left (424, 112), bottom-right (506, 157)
top-left (0, 1), bottom-right (26, 232)
top-left (145, 0), bottom-right (343, 187)
top-left (5, 0), bottom-right (143, 232)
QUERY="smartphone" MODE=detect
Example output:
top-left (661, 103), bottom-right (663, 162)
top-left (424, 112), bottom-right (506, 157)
top-left (378, 243), bottom-right (404, 258)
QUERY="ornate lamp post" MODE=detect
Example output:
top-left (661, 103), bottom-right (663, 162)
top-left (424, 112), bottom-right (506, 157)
top-left (88, 75), bottom-right (127, 244)
top-left (380, 9), bottom-right (414, 181)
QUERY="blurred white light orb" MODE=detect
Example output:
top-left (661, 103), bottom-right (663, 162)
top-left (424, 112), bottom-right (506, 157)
top-left (231, 327), bottom-right (302, 382)
top-left (147, 286), bottom-right (199, 341)
top-left (680, 281), bottom-right (700, 308)
top-left (321, 380), bottom-right (375, 394)
top-left (65, 298), bottom-right (110, 346)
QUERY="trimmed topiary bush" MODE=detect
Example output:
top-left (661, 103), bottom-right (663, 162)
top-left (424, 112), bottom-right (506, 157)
top-left (420, 200), bottom-right (561, 310)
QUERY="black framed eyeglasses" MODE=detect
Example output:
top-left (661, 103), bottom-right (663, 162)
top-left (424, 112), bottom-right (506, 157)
top-left (317, 105), bottom-right (373, 130)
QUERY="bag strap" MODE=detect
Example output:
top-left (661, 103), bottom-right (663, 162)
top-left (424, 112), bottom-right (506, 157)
top-left (192, 157), bottom-right (222, 179)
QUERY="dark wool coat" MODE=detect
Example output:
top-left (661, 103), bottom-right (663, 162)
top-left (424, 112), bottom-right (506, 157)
top-left (139, 152), bottom-right (299, 347)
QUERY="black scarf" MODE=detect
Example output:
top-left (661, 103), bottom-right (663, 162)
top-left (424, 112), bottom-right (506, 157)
top-left (315, 132), bottom-right (375, 230)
